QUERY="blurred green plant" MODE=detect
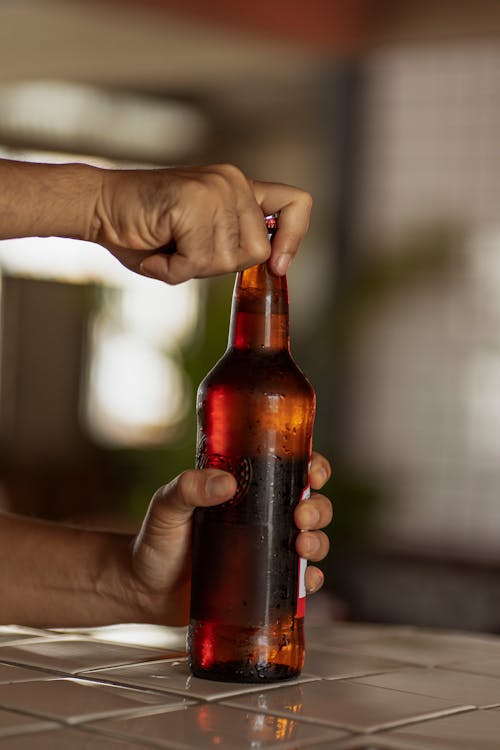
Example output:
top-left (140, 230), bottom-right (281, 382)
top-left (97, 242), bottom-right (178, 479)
top-left (329, 226), bottom-right (460, 351)
top-left (120, 273), bottom-right (234, 521)
top-left (304, 225), bottom-right (462, 558)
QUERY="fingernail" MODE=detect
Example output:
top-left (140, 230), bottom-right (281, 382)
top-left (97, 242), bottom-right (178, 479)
top-left (206, 474), bottom-right (235, 498)
top-left (274, 254), bottom-right (291, 275)
top-left (307, 571), bottom-right (323, 593)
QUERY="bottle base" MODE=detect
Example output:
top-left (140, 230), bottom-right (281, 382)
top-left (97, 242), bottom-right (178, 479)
top-left (190, 660), bottom-right (300, 684)
top-left (188, 616), bottom-right (304, 683)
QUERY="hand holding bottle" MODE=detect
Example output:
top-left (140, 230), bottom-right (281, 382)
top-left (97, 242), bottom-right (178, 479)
top-left (131, 451), bottom-right (332, 627)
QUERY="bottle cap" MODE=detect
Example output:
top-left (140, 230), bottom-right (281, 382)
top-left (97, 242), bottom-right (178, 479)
top-left (264, 213), bottom-right (278, 239)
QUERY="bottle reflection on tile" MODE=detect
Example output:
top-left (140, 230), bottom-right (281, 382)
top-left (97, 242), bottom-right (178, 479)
top-left (250, 685), bottom-right (304, 742)
top-left (256, 684), bottom-right (304, 714)
top-left (195, 692), bottom-right (304, 745)
top-left (248, 711), bottom-right (298, 744)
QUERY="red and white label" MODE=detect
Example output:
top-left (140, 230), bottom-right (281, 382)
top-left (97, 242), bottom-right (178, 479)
top-left (296, 477), bottom-right (310, 618)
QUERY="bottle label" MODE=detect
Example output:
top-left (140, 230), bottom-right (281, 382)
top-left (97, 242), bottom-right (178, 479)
top-left (296, 474), bottom-right (310, 618)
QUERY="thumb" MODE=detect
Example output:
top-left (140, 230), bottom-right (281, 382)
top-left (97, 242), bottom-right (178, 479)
top-left (131, 468), bottom-right (237, 617)
top-left (147, 469), bottom-right (237, 530)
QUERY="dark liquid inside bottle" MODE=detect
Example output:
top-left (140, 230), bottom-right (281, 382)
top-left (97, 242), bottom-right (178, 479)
top-left (190, 452), bottom-right (309, 681)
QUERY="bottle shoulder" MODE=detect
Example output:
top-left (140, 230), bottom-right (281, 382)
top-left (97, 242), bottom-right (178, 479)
top-left (199, 347), bottom-right (315, 398)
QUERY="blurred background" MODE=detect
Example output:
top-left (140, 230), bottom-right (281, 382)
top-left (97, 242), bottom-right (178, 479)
top-left (1, 0), bottom-right (500, 632)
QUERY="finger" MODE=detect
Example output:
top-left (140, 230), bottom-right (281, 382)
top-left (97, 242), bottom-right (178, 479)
top-left (305, 566), bottom-right (324, 594)
top-left (140, 249), bottom-right (204, 285)
top-left (210, 164), bottom-right (270, 267)
top-left (139, 253), bottom-right (172, 282)
top-left (251, 181), bottom-right (312, 275)
top-left (296, 530), bottom-right (330, 562)
top-left (310, 452), bottom-right (332, 490)
top-left (268, 199), bottom-right (312, 275)
top-left (150, 469), bottom-right (237, 529)
top-left (105, 242), bottom-right (156, 276)
top-left (236, 202), bottom-right (271, 267)
top-left (295, 493), bottom-right (333, 531)
top-left (141, 215), bottom-right (258, 283)
top-left (140, 243), bottom-right (207, 285)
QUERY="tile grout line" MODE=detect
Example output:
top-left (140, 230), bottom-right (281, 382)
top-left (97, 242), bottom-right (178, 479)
top-left (216, 697), bottom-right (476, 734)
top-left (0, 700), bottom-right (198, 730)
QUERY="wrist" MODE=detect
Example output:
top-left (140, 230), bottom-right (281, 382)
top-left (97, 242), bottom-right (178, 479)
top-left (128, 535), bottom-right (191, 627)
top-left (0, 514), bottom-right (148, 627)
top-left (98, 532), bottom-right (178, 626)
top-left (55, 162), bottom-right (103, 243)
top-left (0, 160), bottom-right (103, 243)
top-left (92, 530), bottom-right (152, 625)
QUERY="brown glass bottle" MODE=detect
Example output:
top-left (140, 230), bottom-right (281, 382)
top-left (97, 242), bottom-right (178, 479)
top-left (188, 216), bottom-right (316, 683)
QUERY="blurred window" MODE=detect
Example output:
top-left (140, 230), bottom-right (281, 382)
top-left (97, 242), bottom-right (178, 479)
top-left (0, 147), bottom-right (199, 448)
top-left (348, 41), bottom-right (500, 560)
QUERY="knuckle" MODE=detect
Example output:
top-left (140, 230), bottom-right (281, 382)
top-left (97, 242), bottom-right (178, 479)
top-left (253, 243), bottom-right (271, 263)
top-left (213, 162), bottom-right (247, 186)
top-left (219, 255), bottom-right (239, 274)
top-left (176, 469), bottom-right (199, 500)
top-left (150, 483), bottom-right (167, 507)
top-left (301, 190), bottom-right (314, 211)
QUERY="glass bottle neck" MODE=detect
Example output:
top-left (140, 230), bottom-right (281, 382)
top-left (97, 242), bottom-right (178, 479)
top-left (228, 263), bottom-right (290, 351)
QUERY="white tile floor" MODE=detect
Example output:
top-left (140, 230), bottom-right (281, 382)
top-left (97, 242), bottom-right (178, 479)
top-left (352, 665), bottom-right (500, 707)
top-left (86, 657), bottom-right (318, 702)
top-left (0, 726), bottom-right (154, 749)
top-left (0, 707), bottom-right (58, 738)
top-left (222, 679), bottom-right (470, 733)
top-left (0, 663), bottom-right (58, 685)
top-left (0, 677), bottom-right (190, 724)
top-left (0, 638), bottom-right (176, 675)
top-left (90, 703), bottom-right (347, 749)
top-left (0, 623), bottom-right (498, 748)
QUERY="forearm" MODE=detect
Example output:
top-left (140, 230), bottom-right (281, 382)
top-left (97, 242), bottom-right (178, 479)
top-left (0, 159), bottom-right (101, 242)
top-left (0, 513), bottom-right (142, 627)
